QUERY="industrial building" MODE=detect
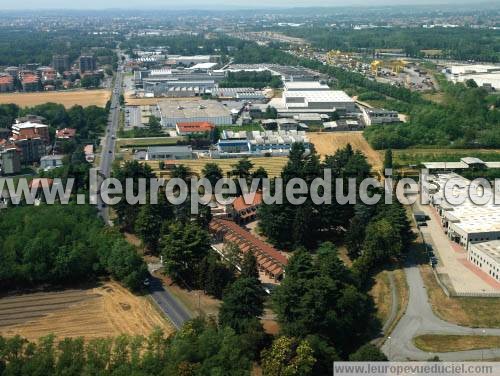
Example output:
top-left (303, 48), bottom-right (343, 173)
top-left (267, 81), bottom-right (356, 117)
top-left (157, 99), bottom-right (233, 127)
top-left (424, 172), bottom-right (500, 250)
top-left (215, 130), bottom-right (309, 158)
top-left (445, 64), bottom-right (500, 90)
top-left (361, 107), bottom-right (400, 126)
top-left (468, 241), bottom-right (500, 282)
top-left (135, 145), bottom-right (193, 161)
top-left (211, 87), bottom-right (266, 101)
top-left (422, 157), bottom-right (500, 173)
top-left (225, 64), bottom-right (324, 82)
top-left (134, 66), bottom-right (224, 97)
top-left (175, 121), bottom-right (215, 136)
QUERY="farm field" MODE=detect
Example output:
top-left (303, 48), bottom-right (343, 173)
top-left (0, 89), bottom-right (111, 108)
top-left (143, 157), bottom-right (288, 178)
top-left (0, 282), bottom-right (173, 341)
top-left (308, 131), bottom-right (383, 171)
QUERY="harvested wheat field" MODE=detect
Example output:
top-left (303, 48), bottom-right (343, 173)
top-left (144, 157), bottom-right (289, 179)
top-left (0, 282), bottom-right (173, 341)
top-left (0, 90), bottom-right (111, 108)
top-left (308, 131), bottom-right (383, 171)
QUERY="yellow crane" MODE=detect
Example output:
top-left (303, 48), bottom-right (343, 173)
top-left (370, 60), bottom-right (382, 76)
top-left (391, 59), bottom-right (408, 74)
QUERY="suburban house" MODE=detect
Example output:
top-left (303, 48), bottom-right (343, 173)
top-left (229, 192), bottom-right (263, 223)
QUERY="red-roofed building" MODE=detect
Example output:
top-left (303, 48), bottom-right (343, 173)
top-left (175, 121), bottom-right (215, 136)
top-left (29, 178), bottom-right (54, 190)
top-left (230, 191), bottom-right (263, 223)
top-left (21, 74), bottom-right (39, 92)
top-left (56, 128), bottom-right (76, 139)
top-left (12, 121), bottom-right (50, 144)
top-left (209, 218), bottom-right (288, 282)
top-left (0, 75), bottom-right (14, 92)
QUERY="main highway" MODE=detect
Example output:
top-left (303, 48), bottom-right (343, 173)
top-left (97, 64), bottom-right (123, 224)
top-left (95, 60), bottom-right (192, 329)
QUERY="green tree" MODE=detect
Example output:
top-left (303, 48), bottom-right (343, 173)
top-left (261, 336), bottom-right (316, 376)
top-left (161, 222), bottom-right (210, 285)
top-left (219, 276), bottom-right (265, 334)
top-left (384, 148), bottom-right (393, 170)
top-left (349, 344), bottom-right (388, 361)
top-left (202, 162), bottom-right (223, 187)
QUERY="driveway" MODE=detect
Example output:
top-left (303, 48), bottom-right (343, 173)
top-left (382, 257), bottom-right (500, 360)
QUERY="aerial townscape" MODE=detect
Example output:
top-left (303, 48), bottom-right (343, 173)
top-left (1, 1), bottom-right (500, 375)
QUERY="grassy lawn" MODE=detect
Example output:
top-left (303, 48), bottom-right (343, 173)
top-left (116, 137), bottom-right (184, 148)
top-left (420, 265), bottom-right (500, 328)
top-left (370, 271), bottom-right (392, 324)
top-left (414, 334), bottom-right (500, 353)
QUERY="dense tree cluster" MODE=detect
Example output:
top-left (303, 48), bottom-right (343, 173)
top-left (364, 82), bottom-right (500, 149)
top-left (0, 204), bottom-right (148, 291)
top-left (273, 243), bottom-right (381, 372)
top-left (346, 200), bottom-right (414, 277)
top-left (258, 143), bottom-right (371, 250)
top-left (0, 29), bottom-right (118, 66)
top-left (0, 319), bottom-right (256, 376)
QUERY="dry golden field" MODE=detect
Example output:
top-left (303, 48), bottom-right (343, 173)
top-left (0, 90), bottom-right (111, 108)
top-left (144, 157), bottom-right (289, 179)
top-left (308, 131), bottom-right (383, 171)
top-left (0, 282), bottom-right (173, 341)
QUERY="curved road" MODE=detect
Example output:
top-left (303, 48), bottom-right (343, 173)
top-left (382, 259), bottom-right (500, 360)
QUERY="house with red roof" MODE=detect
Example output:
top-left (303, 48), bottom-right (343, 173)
top-left (56, 128), bottom-right (76, 139)
top-left (230, 191), bottom-right (263, 224)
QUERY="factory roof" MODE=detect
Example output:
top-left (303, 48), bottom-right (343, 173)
top-left (284, 81), bottom-right (329, 90)
top-left (429, 173), bottom-right (500, 234)
top-left (471, 241), bottom-right (500, 264)
top-left (157, 99), bottom-right (232, 119)
top-left (284, 90), bottom-right (354, 103)
top-left (188, 62), bottom-right (218, 70)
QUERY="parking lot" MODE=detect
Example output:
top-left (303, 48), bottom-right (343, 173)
top-left (413, 200), bottom-right (500, 295)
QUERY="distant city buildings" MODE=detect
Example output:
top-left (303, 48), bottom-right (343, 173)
top-left (79, 55), bottom-right (97, 73)
top-left (52, 55), bottom-right (70, 73)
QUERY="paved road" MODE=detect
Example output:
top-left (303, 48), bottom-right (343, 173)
top-left (148, 277), bottom-right (192, 330)
top-left (382, 257), bottom-right (500, 360)
top-left (97, 65), bottom-right (123, 224)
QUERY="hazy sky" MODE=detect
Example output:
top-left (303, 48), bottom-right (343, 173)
top-left (0, 0), bottom-right (485, 10)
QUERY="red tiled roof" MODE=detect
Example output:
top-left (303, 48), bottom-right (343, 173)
top-left (176, 121), bottom-right (215, 133)
top-left (29, 178), bottom-right (54, 189)
top-left (209, 218), bottom-right (288, 266)
top-left (56, 128), bottom-right (76, 138)
top-left (233, 192), bottom-right (263, 212)
top-left (0, 76), bottom-right (13, 85)
top-left (22, 75), bottom-right (39, 84)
